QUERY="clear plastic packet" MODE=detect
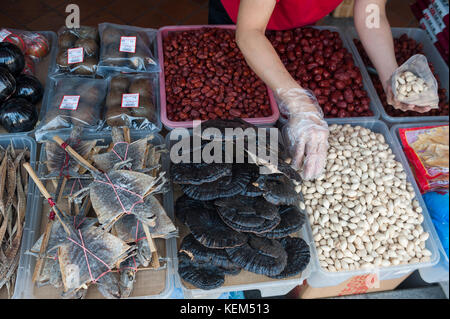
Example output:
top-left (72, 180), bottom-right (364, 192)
top-left (1, 28), bottom-right (51, 60)
top-left (104, 73), bottom-right (158, 130)
top-left (97, 23), bottom-right (159, 75)
top-left (53, 26), bottom-right (99, 76)
top-left (399, 125), bottom-right (449, 193)
top-left (390, 54), bottom-right (439, 109)
top-left (35, 77), bottom-right (107, 141)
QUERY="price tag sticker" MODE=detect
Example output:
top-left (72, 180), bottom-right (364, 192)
top-left (121, 93), bottom-right (140, 108)
top-left (59, 95), bottom-right (80, 110)
top-left (67, 47), bottom-right (84, 64)
top-left (119, 36), bottom-right (137, 53)
top-left (0, 29), bottom-right (12, 41)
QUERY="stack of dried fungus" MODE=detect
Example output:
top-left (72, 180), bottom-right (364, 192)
top-left (172, 119), bottom-right (311, 290)
top-left (0, 144), bottom-right (30, 298)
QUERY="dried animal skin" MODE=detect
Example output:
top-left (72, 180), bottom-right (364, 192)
top-left (226, 236), bottom-right (287, 277)
top-left (119, 255), bottom-right (140, 298)
top-left (171, 162), bottom-right (232, 185)
top-left (96, 272), bottom-right (121, 299)
top-left (178, 251), bottom-right (225, 290)
top-left (184, 204), bottom-right (247, 249)
top-left (58, 226), bottom-right (131, 295)
top-left (90, 170), bottom-right (162, 229)
top-left (215, 196), bottom-right (280, 234)
top-left (269, 237), bottom-right (310, 279)
top-left (36, 257), bottom-right (63, 289)
top-left (180, 234), bottom-right (241, 272)
top-left (258, 205), bottom-right (305, 239)
top-left (254, 174), bottom-right (300, 205)
top-left (92, 138), bottom-right (148, 172)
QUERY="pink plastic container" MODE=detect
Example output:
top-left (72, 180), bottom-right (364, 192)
top-left (157, 25), bottom-right (280, 130)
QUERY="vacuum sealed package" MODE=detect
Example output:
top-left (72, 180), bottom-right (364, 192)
top-left (97, 23), bottom-right (159, 74)
top-left (399, 124), bottom-right (449, 193)
top-left (53, 26), bottom-right (99, 76)
top-left (35, 77), bottom-right (107, 140)
top-left (391, 54), bottom-right (439, 109)
top-left (105, 73), bottom-right (158, 130)
top-left (1, 28), bottom-right (51, 60)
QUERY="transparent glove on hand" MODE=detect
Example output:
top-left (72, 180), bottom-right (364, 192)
top-left (277, 88), bottom-right (329, 180)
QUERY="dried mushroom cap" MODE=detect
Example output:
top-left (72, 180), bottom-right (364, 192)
top-left (184, 204), bottom-right (248, 249)
top-left (175, 194), bottom-right (210, 225)
top-left (178, 252), bottom-right (225, 290)
top-left (92, 138), bottom-right (148, 172)
top-left (215, 195), bottom-right (281, 234)
top-left (255, 174), bottom-right (300, 205)
top-left (258, 205), bottom-right (305, 239)
top-left (269, 237), bottom-right (310, 279)
top-left (226, 235), bottom-right (287, 277)
top-left (171, 162), bottom-right (232, 185)
top-left (180, 164), bottom-right (252, 200)
top-left (180, 234), bottom-right (241, 272)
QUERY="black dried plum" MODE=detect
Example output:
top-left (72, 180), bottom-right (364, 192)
top-left (178, 252), bottom-right (225, 290)
top-left (226, 235), bottom-right (287, 277)
top-left (269, 237), bottom-right (310, 279)
top-left (215, 195), bottom-right (280, 234)
top-left (258, 205), bottom-right (305, 239)
top-left (171, 162), bottom-right (232, 185)
top-left (184, 204), bottom-right (247, 249)
top-left (255, 174), bottom-right (300, 205)
top-left (180, 234), bottom-right (241, 272)
top-left (180, 164), bottom-right (252, 200)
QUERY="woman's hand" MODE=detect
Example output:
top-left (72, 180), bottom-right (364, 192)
top-left (277, 88), bottom-right (329, 180)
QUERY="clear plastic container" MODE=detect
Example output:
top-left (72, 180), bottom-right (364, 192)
top-left (345, 27), bottom-right (449, 124)
top-left (390, 122), bottom-right (449, 284)
top-left (0, 30), bottom-right (58, 136)
top-left (13, 131), bottom-right (176, 299)
top-left (164, 130), bottom-right (315, 298)
top-left (157, 25), bottom-right (280, 130)
top-left (0, 134), bottom-right (37, 298)
top-left (306, 119), bottom-right (440, 288)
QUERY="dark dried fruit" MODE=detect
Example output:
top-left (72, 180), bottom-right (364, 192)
top-left (259, 205), bottom-right (305, 239)
top-left (215, 195), bottom-right (280, 234)
top-left (269, 237), bottom-right (310, 279)
top-left (226, 235), bottom-right (287, 276)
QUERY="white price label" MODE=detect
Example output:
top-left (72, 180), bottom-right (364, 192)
top-left (0, 29), bottom-right (12, 41)
top-left (121, 93), bottom-right (140, 108)
top-left (59, 95), bottom-right (80, 110)
top-left (67, 47), bottom-right (84, 64)
top-left (119, 36), bottom-right (137, 53)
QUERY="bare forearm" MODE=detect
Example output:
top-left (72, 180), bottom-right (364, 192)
top-left (354, 0), bottom-right (398, 88)
top-left (236, 29), bottom-right (300, 91)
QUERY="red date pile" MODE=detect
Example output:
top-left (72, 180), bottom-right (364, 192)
top-left (163, 28), bottom-right (272, 121)
top-left (267, 28), bottom-right (373, 118)
top-left (354, 34), bottom-right (449, 117)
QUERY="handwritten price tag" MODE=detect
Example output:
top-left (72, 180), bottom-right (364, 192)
top-left (0, 29), bottom-right (12, 41)
top-left (121, 93), bottom-right (140, 108)
top-left (67, 47), bottom-right (84, 64)
top-left (119, 36), bottom-right (137, 53)
top-left (59, 95), bottom-right (80, 110)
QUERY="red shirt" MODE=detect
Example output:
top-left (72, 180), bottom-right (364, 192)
top-left (221, 0), bottom-right (344, 30)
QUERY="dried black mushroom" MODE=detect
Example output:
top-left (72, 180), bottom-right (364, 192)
top-left (175, 194), bottom-right (210, 225)
top-left (269, 237), bottom-right (310, 279)
top-left (180, 164), bottom-right (252, 200)
top-left (215, 195), bottom-right (280, 234)
top-left (171, 162), bottom-right (232, 185)
top-left (184, 204), bottom-right (247, 249)
top-left (258, 205), bottom-right (305, 239)
top-left (180, 234), bottom-right (241, 273)
top-left (254, 174), bottom-right (300, 205)
top-left (178, 251), bottom-right (225, 290)
top-left (226, 235), bottom-right (287, 277)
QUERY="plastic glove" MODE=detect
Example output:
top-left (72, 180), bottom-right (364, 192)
top-left (385, 84), bottom-right (432, 113)
top-left (276, 88), bottom-right (329, 180)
